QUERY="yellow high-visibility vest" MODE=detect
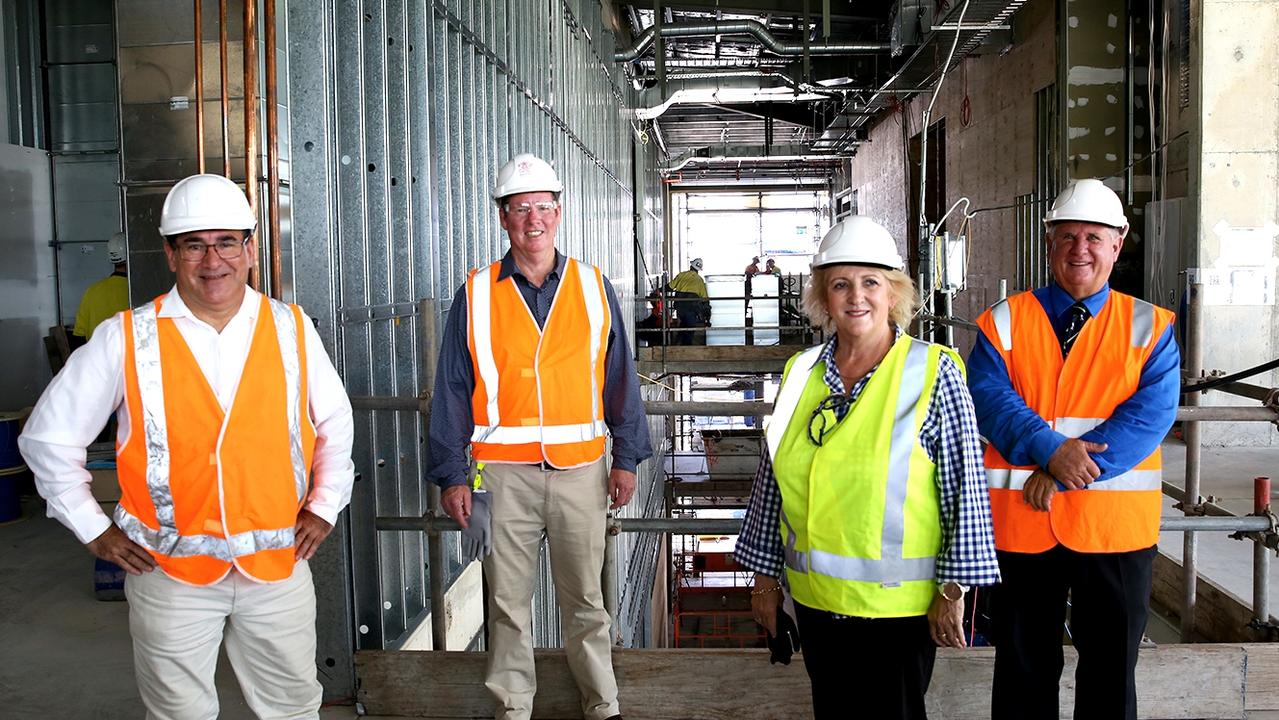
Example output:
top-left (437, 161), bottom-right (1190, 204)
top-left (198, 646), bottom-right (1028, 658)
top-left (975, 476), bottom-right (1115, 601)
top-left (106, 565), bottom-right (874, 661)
top-left (767, 335), bottom-right (952, 617)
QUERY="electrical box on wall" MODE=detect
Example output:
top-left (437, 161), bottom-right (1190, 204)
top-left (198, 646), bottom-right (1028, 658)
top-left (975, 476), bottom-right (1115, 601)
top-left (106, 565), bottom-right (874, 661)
top-left (939, 232), bottom-right (967, 291)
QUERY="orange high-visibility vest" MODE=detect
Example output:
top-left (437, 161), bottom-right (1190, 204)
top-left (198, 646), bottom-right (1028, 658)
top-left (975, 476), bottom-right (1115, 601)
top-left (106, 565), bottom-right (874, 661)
top-left (975, 289), bottom-right (1174, 553)
top-left (466, 258), bottom-right (611, 468)
top-left (115, 293), bottom-right (316, 585)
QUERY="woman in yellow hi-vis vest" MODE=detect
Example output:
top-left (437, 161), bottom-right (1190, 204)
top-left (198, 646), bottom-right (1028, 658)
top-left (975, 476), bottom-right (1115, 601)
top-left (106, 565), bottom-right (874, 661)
top-left (733, 217), bottom-right (999, 720)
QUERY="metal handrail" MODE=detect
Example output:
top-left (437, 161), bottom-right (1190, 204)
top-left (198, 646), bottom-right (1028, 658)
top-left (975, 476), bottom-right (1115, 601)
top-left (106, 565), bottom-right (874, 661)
top-left (351, 396), bottom-right (1279, 423)
top-left (376, 514), bottom-right (1274, 535)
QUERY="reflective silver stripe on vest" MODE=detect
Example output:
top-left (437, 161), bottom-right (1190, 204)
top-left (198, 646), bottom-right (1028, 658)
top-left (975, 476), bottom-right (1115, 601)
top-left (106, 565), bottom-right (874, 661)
top-left (988, 417), bottom-right (1162, 491)
top-left (1054, 415), bottom-right (1104, 438)
top-left (268, 299), bottom-right (308, 503)
top-left (986, 466), bottom-right (1160, 491)
top-left (765, 345), bottom-right (824, 463)
top-left (880, 340), bottom-right (930, 573)
top-left (575, 260), bottom-right (606, 427)
top-left (470, 265), bottom-right (502, 430)
top-left (470, 260), bottom-right (608, 446)
top-left (1131, 298), bottom-right (1155, 347)
top-left (780, 508), bottom-right (801, 571)
top-left (991, 299), bottom-right (1013, 351)
top-left (986, 467), bottom-right (1034, 490)
top-left (470, 420), bottom-right (608, 444)
top-left (780, 340), bottom-right (938, 584)
top-left (114, 505), bottom-right (295, 560)
top-left (131, 302), bottom-right (176, 530)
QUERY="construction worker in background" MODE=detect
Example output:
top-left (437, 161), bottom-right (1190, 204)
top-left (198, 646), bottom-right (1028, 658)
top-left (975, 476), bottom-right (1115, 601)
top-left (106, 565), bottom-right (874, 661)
top-left (765, 258), bottom-right (781, 276)
top-left (636, 289), bottom-right (679, 347)
top-left (968, 178), bottom-right (1180, 720)
top-left (428, 153), bottom-right (651, 720)
top-left (19, 174), bottom-right (356, 719)
top-left (73, 231), bottom-right (130, 343)
top-left (745, 256), bottom-right (761, 276)
top-left (668, 257), bottom-right (710, 344)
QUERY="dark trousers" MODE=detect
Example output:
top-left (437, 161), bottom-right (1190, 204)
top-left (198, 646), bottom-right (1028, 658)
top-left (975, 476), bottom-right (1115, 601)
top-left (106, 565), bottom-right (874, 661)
top-left (991, 545), bottom-right (1156, 720)
top-left (794, 602), bottom-right (936, 720)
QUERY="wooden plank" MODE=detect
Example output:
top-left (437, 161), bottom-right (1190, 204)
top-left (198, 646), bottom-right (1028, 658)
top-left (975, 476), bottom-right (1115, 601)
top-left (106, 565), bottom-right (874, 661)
top-left (357, 645), bottom-right (1266, 719)
top-left (1244, 643), bottom-right (1279, 712)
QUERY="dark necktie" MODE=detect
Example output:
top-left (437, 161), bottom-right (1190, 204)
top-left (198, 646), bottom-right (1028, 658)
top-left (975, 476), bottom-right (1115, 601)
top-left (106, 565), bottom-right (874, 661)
top-left (1061, 301), bottom-right (1091, 358)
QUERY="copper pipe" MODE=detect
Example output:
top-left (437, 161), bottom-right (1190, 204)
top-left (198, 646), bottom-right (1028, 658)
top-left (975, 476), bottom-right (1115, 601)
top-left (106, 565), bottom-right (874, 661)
top-left (218, 0), bottom-right (230, 177)
top-left (243, 0), bottom-right (259, 291)
top-left (243, 0), bottom-right (258, 214)
top-left (194, 0), bottom-right (206, 173)
top-left (265, 0), bottom-right (281, 299)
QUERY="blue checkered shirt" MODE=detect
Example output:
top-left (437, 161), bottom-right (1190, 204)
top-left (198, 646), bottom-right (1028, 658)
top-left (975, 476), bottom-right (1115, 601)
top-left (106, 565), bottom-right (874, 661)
top-left (733, 329), bottom-right (1001, 587)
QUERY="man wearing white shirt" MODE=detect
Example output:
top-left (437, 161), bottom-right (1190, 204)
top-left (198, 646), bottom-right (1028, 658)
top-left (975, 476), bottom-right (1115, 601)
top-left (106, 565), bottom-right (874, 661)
top-left (19, 174), bottom-right (355, 720)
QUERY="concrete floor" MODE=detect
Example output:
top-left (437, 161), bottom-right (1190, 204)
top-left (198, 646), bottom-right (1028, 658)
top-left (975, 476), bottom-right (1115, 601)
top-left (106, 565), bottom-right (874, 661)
top-left (0, 496), bottom-right (358, 719)
top-left (3, 435), bottom-right (1277, 718)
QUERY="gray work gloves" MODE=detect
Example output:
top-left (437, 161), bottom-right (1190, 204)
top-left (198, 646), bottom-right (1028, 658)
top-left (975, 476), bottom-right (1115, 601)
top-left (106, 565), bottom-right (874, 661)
top-left (459, 490), bottom-right (493, 563)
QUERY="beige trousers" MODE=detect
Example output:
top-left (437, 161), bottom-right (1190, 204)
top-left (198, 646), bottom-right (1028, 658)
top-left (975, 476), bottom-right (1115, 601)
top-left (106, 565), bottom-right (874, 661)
top-left (124, 561), bottom-right (321, 720)
top-left (482, 459), bottom-right (619, 720)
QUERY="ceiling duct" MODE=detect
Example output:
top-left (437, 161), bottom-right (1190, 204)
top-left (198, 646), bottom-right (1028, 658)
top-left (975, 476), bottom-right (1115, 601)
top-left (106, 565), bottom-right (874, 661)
top-left (813, 0), bottom-right (1030, 153)
top-left (890, 0), bottom-right (935, 57)
top-left (631, 71), bottom-right (847, 120)
top-left (614, 20), bottom-right (889, 62)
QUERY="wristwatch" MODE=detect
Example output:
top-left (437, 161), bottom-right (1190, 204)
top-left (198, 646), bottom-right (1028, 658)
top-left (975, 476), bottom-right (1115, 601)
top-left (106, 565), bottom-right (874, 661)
top-left (937, 581), bottom-right (969, 602)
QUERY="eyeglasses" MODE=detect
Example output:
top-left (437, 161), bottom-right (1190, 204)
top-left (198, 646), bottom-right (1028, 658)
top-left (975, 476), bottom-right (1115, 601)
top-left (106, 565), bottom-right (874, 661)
top-left (175, 237), bottom-right (249, 263)
top-left (807, 393), bottom-right (853, 447)
top-left (503, 200), bottom-right (559, 217)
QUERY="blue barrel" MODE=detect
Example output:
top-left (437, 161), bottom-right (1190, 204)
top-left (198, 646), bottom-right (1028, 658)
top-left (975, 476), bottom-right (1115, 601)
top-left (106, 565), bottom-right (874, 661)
top-left (0, 464), bottom-right (23, 522)
top-left (0, 413), bottom-right (21, 469)
top-left (94, 558), bottom-right (127, 601)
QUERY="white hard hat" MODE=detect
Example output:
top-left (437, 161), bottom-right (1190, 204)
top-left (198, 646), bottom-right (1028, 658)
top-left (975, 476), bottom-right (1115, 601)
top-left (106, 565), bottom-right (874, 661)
top-left (1043, 178), bottom-right (1128, 230)
top-left (492, 153), bottom-right (564, 200)
top-left (811, 216), bottom-right (903, 270)
top-left (159, 174), bottom-right (257, 237)
top-left (107, 232), bottom-right (127, 264)
top-left (690, 258), bottom-right (704, 271)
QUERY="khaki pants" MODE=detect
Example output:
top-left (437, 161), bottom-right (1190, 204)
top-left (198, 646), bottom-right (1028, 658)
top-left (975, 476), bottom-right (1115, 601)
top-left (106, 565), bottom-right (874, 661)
top-left (482, 459), bottom-right (619, 720)
top-left (125, 561), bottom-right (321, 720)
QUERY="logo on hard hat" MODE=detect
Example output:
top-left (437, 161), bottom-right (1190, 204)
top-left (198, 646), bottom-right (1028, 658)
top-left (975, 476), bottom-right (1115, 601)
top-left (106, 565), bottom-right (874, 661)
top-left (517, 160), bottom-right (533, 175)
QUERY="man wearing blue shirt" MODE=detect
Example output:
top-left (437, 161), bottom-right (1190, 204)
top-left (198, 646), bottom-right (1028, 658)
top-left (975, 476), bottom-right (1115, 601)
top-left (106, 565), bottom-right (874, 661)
top-left (968, 179), bottom-right (1180, 720)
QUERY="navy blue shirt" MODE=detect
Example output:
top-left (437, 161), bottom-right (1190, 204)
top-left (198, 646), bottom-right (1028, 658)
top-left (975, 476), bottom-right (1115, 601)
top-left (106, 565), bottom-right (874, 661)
top-left (967, 283), bottom-right (1181, 483)
top-left (427, 251), bottom-right (652, 489)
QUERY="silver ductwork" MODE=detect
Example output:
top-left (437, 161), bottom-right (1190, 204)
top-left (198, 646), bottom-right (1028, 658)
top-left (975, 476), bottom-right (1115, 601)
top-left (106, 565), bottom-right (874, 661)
top-left (614, 20), bottom-right (889, 62)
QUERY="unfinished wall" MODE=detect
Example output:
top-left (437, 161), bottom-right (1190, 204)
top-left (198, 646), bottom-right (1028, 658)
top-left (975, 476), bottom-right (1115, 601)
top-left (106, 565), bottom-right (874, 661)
top-left (1189, 0), bottom-right (1279, 447)
top-left (846, 0), bottom-right (1057, 343)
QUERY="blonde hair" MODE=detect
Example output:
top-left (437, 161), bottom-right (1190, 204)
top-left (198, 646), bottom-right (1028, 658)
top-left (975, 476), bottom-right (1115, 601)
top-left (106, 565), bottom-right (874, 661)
top-left (801, 265), bottom-right (918, 333)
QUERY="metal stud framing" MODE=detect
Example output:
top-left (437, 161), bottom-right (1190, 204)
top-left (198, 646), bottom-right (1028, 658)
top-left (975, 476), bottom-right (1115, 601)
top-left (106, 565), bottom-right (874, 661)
top-left (286, 0), bottom-right (664, 698)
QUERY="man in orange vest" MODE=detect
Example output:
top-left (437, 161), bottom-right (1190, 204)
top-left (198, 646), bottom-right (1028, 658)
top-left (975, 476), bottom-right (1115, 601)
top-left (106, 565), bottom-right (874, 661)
top-left (968, 179), bottom-right (1180, 720)
top-left (19, 174), bottom-right (355, 719)
top-left (428, 153), bottom-right (650, 720)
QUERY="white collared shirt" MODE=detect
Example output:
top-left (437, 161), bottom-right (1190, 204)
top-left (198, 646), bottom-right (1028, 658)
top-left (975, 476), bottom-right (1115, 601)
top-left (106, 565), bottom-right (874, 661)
top-left (19, 286), bottom-right (356, 544)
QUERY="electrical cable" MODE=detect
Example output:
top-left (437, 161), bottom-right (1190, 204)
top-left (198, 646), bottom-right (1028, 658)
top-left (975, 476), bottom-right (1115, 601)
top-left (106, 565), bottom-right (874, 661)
top-left (1181, 357), bottom-right (1279, 394)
